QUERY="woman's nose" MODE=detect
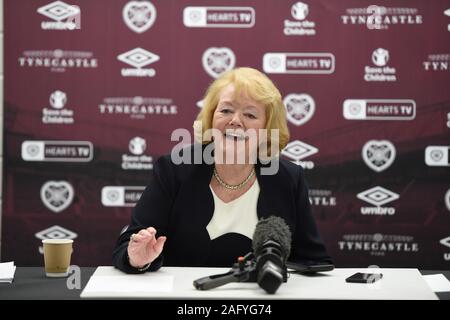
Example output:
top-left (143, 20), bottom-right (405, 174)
top-left (229, 112), bottom-right (243, 127)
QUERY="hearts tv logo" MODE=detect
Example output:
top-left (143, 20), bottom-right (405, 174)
top-left (40, 181), bottom-right (74, 213)
top-left (202, 47), bottom-right (235, 78)
top-left (123, 1), bottom-right (156, 33)
top-left (362, 140), bottom-right (396, 172)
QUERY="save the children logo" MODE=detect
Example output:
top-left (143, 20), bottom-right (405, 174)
top-left (42, 90), bottom-right (74, 124)
top-left (444, 9), bottom-right (450, 32)
top-left (283, 2), bottom-right (316, 36)
top-left (364, 48), bottom-right (397, 82)
top-left (122, 137), bottom-right (153, 170)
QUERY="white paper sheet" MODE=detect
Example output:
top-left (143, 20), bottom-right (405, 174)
top-left (422, 274), bottom-right (450, 292)
top-left (83, 273), bottom-right (174, 294)
top-left (0, 261), bottom-right (16, 283)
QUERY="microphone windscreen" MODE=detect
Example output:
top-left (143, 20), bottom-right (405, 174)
top-left (252, 216), bottom-right (291, 258)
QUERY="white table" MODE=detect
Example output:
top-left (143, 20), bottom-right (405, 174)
top-left (80, 266), bottom-right (438, 300)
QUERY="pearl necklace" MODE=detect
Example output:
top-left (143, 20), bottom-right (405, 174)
top-left (213, 167), bottom-right (255, 190)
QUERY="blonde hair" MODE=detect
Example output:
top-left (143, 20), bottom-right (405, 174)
top-left (194, 67), bottom-right (289, 154)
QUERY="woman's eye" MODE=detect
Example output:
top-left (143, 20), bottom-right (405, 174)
top-left (245, 114), bottom-right (256, 119)
top-left (220, 109), bottom-right (232, 114)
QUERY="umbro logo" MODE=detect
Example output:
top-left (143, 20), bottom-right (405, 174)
top-left (282, 140), bottom-right (318, 162)
top-left (118, 48), bottom-right (159, 68)
top-left (118, 48), bottom-right (159, 77)
top-left (35, 225), bottom-right (78, 254)
top-left (281, 140), bottom-right (318, 169)
top-left (37, 1), bottom-right (81, 30)
top-left (357, 186), bottom-right (399, 207)
top-left (35, 225), bottom-right (78, 240)
top-left (440, 236), bottom-right (450, 249)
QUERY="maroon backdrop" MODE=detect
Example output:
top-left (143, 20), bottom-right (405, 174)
top-left (3, 0), bottom-right (450, 269)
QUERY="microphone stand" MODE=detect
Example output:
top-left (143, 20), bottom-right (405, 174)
top-left (193, 253), bottom-right (256, 290)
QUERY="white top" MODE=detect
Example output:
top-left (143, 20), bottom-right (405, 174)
top-left (206, 180), bottom-right (260, 240)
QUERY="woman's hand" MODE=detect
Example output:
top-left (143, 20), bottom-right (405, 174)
top-left (127, 227), bottom-right (167, 268)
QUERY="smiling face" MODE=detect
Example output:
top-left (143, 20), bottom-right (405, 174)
top-left (212, 84), bottom-right (266, 164)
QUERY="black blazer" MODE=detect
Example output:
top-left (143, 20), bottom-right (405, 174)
top-left (113, 144), bottom-right (332, 273)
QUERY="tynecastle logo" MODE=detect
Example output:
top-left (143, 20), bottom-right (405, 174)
top-left (18, 49), bottom-right (98, 72)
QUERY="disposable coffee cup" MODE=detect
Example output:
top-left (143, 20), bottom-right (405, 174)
top-left (42, 239), bottom-right (73, 277)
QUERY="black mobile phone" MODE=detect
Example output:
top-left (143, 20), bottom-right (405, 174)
top-left (345, 272), bottom-right (383, 283)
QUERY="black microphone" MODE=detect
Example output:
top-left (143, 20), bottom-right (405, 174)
top-left (193, 215), bottom-right (291, 294)
top-left (252, 216), bottom-right (291, 294)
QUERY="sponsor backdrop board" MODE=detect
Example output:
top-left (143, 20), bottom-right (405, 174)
top-left (3, 0), bottom-right (450, 268)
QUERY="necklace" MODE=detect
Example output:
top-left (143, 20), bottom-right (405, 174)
top-left (213, 166), bottom-right (255, 190)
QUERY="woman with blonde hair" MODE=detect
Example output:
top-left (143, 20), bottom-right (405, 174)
top-left (113, 67), bottom-right (331, 272)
